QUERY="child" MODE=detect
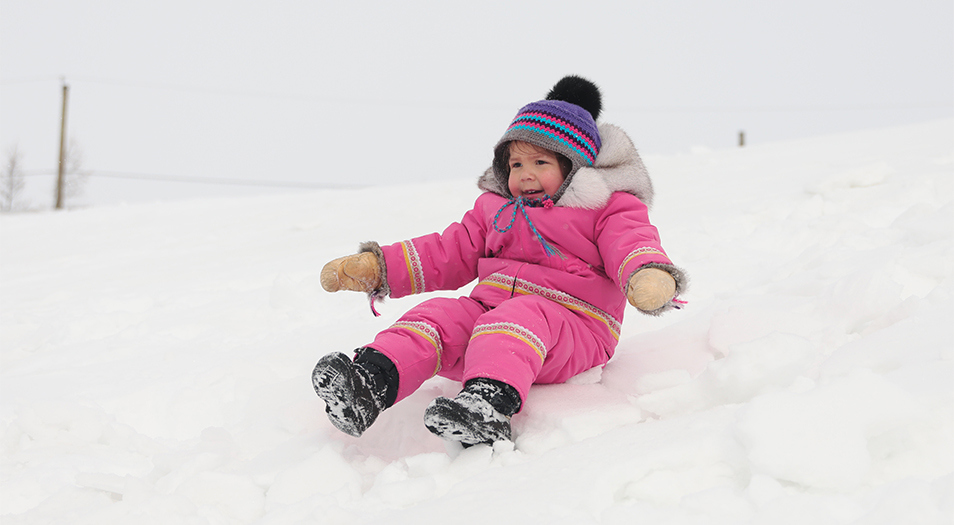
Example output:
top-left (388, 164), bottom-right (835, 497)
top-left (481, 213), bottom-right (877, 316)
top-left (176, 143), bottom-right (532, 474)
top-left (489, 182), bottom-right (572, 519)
top-left (313, 76), bottom-right (687, 447)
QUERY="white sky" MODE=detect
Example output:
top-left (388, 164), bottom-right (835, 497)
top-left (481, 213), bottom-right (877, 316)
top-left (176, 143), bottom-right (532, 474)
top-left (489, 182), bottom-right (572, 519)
top-left (1, 0), bottom-right (952, 206)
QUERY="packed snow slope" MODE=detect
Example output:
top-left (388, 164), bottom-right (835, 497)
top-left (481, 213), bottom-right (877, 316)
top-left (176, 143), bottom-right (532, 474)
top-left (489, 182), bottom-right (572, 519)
top-left (1, 120), bottom-right (952, 524)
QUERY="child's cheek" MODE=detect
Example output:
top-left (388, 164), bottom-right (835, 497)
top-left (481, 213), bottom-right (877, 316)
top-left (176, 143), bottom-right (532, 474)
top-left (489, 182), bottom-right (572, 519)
top-left (508, 178), bottom-right (520, 196)
top-left (544, 174), bottom-right (566, 196)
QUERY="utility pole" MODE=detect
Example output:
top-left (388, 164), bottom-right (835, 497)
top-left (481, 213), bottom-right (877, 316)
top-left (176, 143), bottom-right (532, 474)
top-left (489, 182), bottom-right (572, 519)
top-left (55, 78), bottom-right (69, 209)
top-left (738, 130), bottom-right (745, 147)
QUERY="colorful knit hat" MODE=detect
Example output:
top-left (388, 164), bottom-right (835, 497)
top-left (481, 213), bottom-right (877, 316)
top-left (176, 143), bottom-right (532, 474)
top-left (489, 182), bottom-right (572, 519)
top-left (492, 75), bottom-right (602, 202)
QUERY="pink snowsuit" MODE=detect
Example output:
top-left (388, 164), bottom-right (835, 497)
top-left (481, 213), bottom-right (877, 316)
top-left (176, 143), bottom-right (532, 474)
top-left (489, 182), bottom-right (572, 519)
top-left (364, 124), bottom-right (683, 409)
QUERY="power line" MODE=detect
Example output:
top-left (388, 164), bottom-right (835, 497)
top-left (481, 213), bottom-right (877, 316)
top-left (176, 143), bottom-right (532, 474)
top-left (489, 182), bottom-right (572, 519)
top-left (614, 102), bottom-right (954, 114)
top-left (93, 170), bottom-right (357, 189)
top-left (21, 168), bottom-right (359, 189)
top-left (1, 75), bottom-right (509, 112)
top-left (0, 76), bottom-right (63, 86)
top-left (5, 75), bottom-right (950, 114)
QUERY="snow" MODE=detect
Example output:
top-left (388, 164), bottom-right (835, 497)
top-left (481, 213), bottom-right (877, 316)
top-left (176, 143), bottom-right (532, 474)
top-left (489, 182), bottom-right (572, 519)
top-left (2, 119), bottom-right (953, 523)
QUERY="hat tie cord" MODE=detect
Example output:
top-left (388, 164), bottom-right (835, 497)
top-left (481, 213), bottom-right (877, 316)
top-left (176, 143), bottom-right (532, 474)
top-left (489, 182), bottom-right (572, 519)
top-left (492, 196), bottom-right (562, 258)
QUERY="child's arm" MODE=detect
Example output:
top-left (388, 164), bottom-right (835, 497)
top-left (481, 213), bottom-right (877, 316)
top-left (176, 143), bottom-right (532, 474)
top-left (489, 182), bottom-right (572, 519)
top-left (377, 203), bottom-right (489, 298)
top-left (320, 195), bottom-right (491, 301)
top-left (597, 193), bottom-right (688, 315)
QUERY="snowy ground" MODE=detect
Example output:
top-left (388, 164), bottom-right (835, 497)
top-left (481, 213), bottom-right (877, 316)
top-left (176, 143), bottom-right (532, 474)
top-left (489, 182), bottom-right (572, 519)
top-left (1, 119), bottom-right (952, 524)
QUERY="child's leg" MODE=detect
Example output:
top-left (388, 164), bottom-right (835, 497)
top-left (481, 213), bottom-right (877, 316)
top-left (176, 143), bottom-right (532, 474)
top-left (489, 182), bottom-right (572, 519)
top-left (425, 295), bottom-right (612, 446)
top-left (365, 296), bottom-right (489, 404)
top-left (461, 294), bottom-right (613, 408)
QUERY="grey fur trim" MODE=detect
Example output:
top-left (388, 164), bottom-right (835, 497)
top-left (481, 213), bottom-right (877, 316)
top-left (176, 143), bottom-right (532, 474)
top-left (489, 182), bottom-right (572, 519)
top-left (358, 241), bottom-right (391, 298)
top-left (626, 263), bottom-right (690, 317)
top-left (477, 166), bottom-right (503, 196)
top-left (477, 123), bottom-right (655, 210)
top-left (558, 123), bottom-right (654, 210)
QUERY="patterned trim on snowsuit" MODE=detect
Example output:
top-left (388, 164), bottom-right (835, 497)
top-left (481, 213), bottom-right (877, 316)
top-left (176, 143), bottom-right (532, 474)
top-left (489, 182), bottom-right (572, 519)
top-left (470, 322), bottom-right (548, 363)
top-left (400, 241), bottom-right (426, 295)
top-left (391, 320), bottom-right (443, 376)
top-left (618, 247), bottom-right (668, 288)
top-left (478, 273), bottom-right (622, 341)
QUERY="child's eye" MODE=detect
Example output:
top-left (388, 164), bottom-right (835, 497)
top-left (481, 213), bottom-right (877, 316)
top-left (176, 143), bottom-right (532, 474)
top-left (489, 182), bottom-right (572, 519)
top-left (511, 162), bottom-right (522, 169)
top-left (536, 159), bottom-right (549, 165)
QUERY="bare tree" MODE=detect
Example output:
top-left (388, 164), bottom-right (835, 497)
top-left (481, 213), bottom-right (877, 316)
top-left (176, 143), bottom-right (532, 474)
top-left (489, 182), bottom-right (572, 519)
top-left (1, 145), bottom-right (26, 212)
top-left (62, 138), bottom-right (88, 204)
top-left (51, 138), bottom-right (88, 209)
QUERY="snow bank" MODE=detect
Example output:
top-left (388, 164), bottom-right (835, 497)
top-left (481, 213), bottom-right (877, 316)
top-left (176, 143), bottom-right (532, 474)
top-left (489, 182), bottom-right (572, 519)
top-left (2, 120), bottom-right (952, 523)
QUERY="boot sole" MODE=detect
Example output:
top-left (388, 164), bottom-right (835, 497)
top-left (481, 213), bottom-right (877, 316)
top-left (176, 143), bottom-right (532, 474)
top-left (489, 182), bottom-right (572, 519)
top-left (312, 353), bottom-right (368, 437)
top-left (424, 396), bottom-right (511, 446)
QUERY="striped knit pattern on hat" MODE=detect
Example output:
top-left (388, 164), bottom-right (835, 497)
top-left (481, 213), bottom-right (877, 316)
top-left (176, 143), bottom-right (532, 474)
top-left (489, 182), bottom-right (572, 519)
top-left (503, 100), bottom-right (600, 166)
top-left (493, 98), bottom-right (602, 202)
top-left (506, 101), bottom-right (600, 165)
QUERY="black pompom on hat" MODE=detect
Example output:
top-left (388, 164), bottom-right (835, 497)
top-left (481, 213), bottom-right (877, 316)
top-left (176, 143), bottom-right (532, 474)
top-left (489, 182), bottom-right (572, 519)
top-left (546, 75), bottom-right (602, 121)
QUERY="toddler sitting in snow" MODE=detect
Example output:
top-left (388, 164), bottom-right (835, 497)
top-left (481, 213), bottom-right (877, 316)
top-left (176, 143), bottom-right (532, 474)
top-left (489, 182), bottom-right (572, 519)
top-left (313, 76), bottom-right (687, 447)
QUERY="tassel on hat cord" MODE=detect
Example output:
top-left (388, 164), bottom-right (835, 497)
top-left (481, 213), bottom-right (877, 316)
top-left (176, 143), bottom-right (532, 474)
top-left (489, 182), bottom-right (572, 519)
top-left (492, 196), bottom-right (563, 258)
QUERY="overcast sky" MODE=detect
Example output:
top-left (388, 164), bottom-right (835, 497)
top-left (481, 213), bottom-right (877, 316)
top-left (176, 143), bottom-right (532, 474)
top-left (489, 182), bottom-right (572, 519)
top-left (2, 0), bottom-right (952, 206)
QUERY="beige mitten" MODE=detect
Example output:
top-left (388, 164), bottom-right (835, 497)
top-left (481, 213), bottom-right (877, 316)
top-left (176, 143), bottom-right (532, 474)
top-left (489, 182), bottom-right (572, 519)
top-left (627, 267), bottom-right (676, 311)
top-left (320, 252), bottom-right (383, 293)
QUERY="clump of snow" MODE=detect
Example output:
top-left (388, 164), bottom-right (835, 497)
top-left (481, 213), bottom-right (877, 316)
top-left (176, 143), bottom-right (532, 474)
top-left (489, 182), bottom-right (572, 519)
top-left (2, 120), bottom-right (952, 523)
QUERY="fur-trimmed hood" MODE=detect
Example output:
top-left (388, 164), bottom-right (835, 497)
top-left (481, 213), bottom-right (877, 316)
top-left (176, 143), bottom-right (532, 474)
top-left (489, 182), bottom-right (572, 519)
top-left (477, 123), bottom-right (655, 210)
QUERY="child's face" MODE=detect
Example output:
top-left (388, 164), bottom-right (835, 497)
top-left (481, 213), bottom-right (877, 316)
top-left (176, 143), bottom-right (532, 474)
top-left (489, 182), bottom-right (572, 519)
top-left (507, 141), bottom-right (566, 198)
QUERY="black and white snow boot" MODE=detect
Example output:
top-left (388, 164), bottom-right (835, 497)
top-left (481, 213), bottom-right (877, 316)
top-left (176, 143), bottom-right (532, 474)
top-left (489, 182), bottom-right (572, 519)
top-left (424, 378), bottom-right (522, 447)
top-left (312, 348), bottom-right (397, 437)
